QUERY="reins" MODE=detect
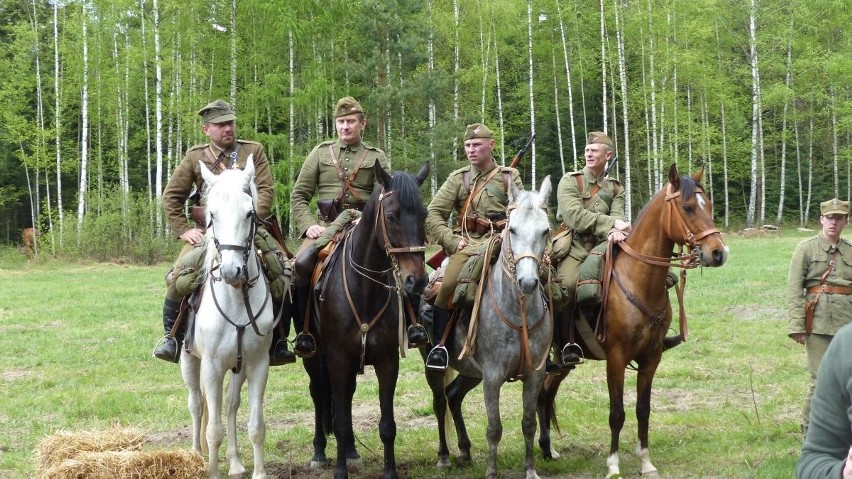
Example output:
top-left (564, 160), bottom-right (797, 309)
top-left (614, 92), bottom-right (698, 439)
top-left (342, 187), bottom-right (427, 372)
top-left (460, 201), bottom-right (550, 379)
top-left (597, 183), bottom-right (720, 344)
top-left (206, 210), bottom-right (273, 374)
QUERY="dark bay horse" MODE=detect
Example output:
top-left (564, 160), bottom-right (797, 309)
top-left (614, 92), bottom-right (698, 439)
top-left (303, 162), bottom-right (429, 479)
top-left (422, 177), bottom-right (552, 479)
top-left (538, 164), bottom-right (728, 478)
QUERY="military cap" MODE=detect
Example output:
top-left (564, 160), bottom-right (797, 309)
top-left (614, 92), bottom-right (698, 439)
top-left (463, 123), bottom-right (493, 141)
top-left (586, 131), bottom-right (614, 149)
top-left (334, 97), bottom-right (364, 118)
top-left (198, 99), bottom-right (236, 124)
top-left (820, 198), bottom-right (849, 216)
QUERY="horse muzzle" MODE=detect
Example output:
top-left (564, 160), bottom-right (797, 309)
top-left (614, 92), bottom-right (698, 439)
top-left (697, 240), bottom-right (729, 267)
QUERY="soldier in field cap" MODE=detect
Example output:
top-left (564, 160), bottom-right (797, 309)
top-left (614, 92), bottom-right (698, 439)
top-left (549, 130), bottom-right (629, 372)
top-left (290, 96), bottom-right (405, 357)
top-left (154, 98), bottom-right (295, 366)
top-left (788, 197), bottom-right (852, 437)
top-left (423, 122), bottom-right (523, 370)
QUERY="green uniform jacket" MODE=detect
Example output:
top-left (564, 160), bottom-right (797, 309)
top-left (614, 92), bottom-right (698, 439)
top-left (162, 140), bottom-right (273, 238)
top-left (290, 139), bottom-right (390, 237)
top-left (787, 234), bottom-right (852, 336)
top-left (796, 321), bottom-right (852, 478)
top-left (426, 163), bottom-right (523, 255)
top-left (556, 167), bottom-right (626, 253)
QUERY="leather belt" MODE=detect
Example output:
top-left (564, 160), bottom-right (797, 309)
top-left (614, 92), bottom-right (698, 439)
top-left (460, 214), bottom-right (506, 236)
top-left (806, 285), bottom-right (852, 295)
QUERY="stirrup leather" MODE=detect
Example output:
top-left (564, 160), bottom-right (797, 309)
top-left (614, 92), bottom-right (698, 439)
top-left (294, 332), bottom-right (317, 358)
top-left (561, 342), bottom-right (585, 365)
top-left (425, 345), bottom-right (449, 371)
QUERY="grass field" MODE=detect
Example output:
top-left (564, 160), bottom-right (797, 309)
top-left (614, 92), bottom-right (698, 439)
top-left (0, 230), bottom-right (813, 478)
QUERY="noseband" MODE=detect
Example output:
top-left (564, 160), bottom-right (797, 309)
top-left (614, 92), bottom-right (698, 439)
top-left (662, 184), bottom-right (721, 262)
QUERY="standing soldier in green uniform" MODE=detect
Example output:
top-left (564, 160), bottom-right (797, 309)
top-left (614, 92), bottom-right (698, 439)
top-left (290, 96), bottom-right (427, 356)
top-left (787, 198), bottom-right (852, 436)
top-left (424, 123), bottom-right (524, 371)
top-left (553, 131), bottom-right (630, 368)
top-left (153, 99), bottom-right (294, 365)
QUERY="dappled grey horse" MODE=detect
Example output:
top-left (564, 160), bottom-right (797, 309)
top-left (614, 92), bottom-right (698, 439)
top-left (422, 176), bottom-right (552, 479)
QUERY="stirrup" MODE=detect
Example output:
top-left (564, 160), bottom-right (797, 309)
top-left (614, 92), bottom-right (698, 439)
top-left (294, 332), bottom-right (317, 358)
top-left (425, 345), bottom-right (449, 371)
top-left (407, 323), bottom-right (429, 348)
top-left (152, 335), bottom-right (180, 363)
top-left (561, 342), bottom-right (585, 365)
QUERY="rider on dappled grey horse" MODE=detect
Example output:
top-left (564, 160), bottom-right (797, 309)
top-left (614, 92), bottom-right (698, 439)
top-left (424, 123), bottom-right (524, 371)
top-left (153, 99), bottom-right (294, 366)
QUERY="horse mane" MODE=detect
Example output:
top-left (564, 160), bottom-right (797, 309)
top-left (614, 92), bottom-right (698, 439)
top-left (632, 173), bottom-right (702, 225)
top-left (511, 189), bottom-right (540, 217)
top-left (361, 169), bottom-right (425, 220)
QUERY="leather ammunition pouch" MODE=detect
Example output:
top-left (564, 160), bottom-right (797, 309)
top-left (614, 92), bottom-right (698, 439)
top-left (460, 213), bottom-right (507, 236)
top-left (317, 198), bottom-right (342, 223)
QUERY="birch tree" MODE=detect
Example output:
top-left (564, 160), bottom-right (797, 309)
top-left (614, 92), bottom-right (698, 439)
top-left (76, 5), bottom-right (89, 233)
top-left (52, 1), bottom-right (63, 246)
top-left (746, 0), bottom-right (759, 228)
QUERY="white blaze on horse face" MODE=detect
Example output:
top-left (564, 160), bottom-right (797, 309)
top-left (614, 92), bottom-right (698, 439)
top-left (696, 192), bottom-right (707, 211)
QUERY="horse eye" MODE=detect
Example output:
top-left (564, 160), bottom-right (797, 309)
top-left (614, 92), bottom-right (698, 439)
top-left (509, 227), bottom-right (517, 235)
top-left (386, 213), bottom-right (397, 223)
top-left (683, 203), bottom-right (693, 213)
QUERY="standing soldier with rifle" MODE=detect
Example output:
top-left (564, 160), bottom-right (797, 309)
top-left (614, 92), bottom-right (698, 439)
top-left (423, 123), bottom-right (526, 370)
top-left (552, 131), bottom-right (630, 369)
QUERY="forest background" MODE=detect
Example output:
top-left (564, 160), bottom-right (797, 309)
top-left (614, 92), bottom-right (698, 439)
top-left (1, 0), bottom-right (850, 263)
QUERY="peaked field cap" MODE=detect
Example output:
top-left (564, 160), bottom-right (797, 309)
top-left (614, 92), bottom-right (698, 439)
top-left (334, 97), bottom-right (364, 118)
top-left (586, 131), bottom-right (614, 149)
top-left (464, 123), bottom-right (493, 140)
top-left (820, 198), bottom-right (849, 216)
top-left (198, 99), bottom-right (236, 123)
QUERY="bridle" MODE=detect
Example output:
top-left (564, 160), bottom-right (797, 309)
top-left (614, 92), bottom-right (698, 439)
top-left (342, 187), bottom-right (427, 371)
top-left (205, 205), bottom-right (273, 374)
top-left (470, 200), bottom-right (550, 379)
top-left (602, 182), bottom-right (721, 344)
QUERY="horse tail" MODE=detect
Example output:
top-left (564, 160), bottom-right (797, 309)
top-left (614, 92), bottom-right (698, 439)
top-left (200, 382), bottom-right (209, 455)
top-left (539, 374), bottom-right (562, 433)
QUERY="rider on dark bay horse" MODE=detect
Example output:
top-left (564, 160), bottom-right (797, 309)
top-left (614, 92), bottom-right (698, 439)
top-left (424, 123), bottom-right (524, 371)
top-left (552, 131), bottom-right (631, 369)
top-left (153, 99), bottom-right (294, 366)
top-left (290, 96), bottom-right (427, 357)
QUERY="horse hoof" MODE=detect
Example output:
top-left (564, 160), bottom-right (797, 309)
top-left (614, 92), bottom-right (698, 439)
top-left (436, 457), bottom-right (451, 470)
top-left (309, 459), bottom-right (328, 469)
top-left (545, 447), bottom-right (560, 460)
top-left (346, 456), bottom-right (363, 468)
top-left (642, 471), bottom-right (660, 479)
top-left (228, 473), bottom-right (247, 479)
top-left (455, 455), bottom-right (472, 468)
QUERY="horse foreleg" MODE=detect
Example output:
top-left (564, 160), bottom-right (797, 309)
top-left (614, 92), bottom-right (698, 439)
top-left (245, 358), bottom-right (270, 479)
top-left (605, 359), bottom-right (627, 479)
top-left (375, 358), bottom-right (399, 479)
top-left (446, 374), bottom-right (480, 467)
top-left (202, 363), bottom-right (227, 479)
top-left (330, 368), bottom-right (358, 479)
top-left (424, 370), bottom-right (451, 469)
top-left (522, 372), bottom-right (545, 479)
top-left (482, 375), bottom-right (504, 479)
top-left (180, 353), bottom-right (204, 454)
top-left (225, 371), bottom-right (248, 478)
top-left (304, 356), bottom-right (330, 468)
top-left (635, 358), bottom-right (661, 479)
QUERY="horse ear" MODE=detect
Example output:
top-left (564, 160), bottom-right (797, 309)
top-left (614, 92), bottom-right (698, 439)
top-left (538, 175), bottom-right (551, 205)
top-left (243, 154), bottom-right (256, 183)
top-left (509, 178), bottom-right (521, 203)
top-left (668, 163), bottom-right (680, 191)
top-left (415, 161), bottom-right (430, 186)
top-left (692, 164), bottom-right (705, 183)
top-left (200, 160), bottom-right (216, 186)
top-left (375, 161), bottom-right (392, 188)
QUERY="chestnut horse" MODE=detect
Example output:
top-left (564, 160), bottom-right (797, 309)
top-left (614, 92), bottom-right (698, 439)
top-left (538, 164), bottom-right (728, 478)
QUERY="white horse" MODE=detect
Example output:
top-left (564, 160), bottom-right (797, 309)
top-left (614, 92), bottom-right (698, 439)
top-left (180, 156), bottom-right (275, 479)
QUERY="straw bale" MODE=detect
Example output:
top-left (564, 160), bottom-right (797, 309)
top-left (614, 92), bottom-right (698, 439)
top-left (40, 450), bottom-right (205, 479)
top-left (35, 426), bottom-right (145, 472)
